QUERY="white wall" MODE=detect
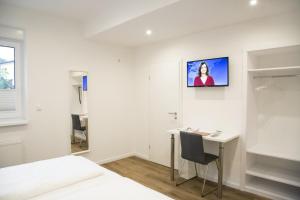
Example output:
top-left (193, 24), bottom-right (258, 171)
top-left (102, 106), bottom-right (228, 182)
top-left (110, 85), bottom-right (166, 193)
top-left (134, 11), bottom-right (300, 187)
top-left (0, 4), bottom-right (136, 165)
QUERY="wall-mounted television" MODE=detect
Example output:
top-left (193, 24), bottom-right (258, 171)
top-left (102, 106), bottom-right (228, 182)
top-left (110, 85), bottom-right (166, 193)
top-left (187, 57), bottom-right (229, 87)
top-left (82, 75), bottom-right (88, 91)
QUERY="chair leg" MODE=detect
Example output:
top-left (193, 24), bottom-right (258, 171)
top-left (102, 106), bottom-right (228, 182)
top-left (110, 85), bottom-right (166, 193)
top-left (79, 131), bottom-right (88, 148)
top-left (176, 161), bottom-right (198, 186)
top-left (201, 161), bottom-right (219, 197)
top-left (175, 176), bottom-right (198, 186)
top-left (201, 165), bottom-right (209, 196)
top-left (177, 161), bottom-right (218, 197)
top-left (194, 162), bottom-right (198, 177)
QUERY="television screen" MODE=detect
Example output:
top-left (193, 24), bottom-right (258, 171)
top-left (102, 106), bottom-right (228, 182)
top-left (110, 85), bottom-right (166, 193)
top-left (82, 75), bottom-right (88, 91)
top-left (187, 57), bottom-right (229, 87)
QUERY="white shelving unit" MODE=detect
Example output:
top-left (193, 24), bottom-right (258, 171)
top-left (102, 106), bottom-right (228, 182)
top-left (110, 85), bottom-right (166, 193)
top-left (248, 66), bottom-right (300, 78)
top-left (245, 176), bottom-right (300, 200)
top-left (243, 44), bottom-right (300, 200)
top-left (246, 162), bottom-right (300, 187)
top-left (247, 144), bottom-right (300, 162)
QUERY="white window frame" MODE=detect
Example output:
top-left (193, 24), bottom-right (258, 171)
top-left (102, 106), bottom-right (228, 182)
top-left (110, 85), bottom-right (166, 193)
top-left (0, 26), bottom-right (27, 126)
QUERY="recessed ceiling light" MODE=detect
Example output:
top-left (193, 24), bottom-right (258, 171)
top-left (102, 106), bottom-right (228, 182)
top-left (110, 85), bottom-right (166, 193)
top-left (146, 30), bottom-right (152, 36)
top-left (249, 0), bottom-right (257, 6)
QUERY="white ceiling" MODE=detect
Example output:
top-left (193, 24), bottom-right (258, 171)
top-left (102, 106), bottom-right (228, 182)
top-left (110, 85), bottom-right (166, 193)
top-left (1, 0), bottom-right (300, 47)
top-left (0, 0), bottom-right (179, 23)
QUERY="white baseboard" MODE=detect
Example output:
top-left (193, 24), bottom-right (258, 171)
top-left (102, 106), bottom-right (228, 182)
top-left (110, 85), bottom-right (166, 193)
top-left (205, 175), bottom-right (240, 190)
top-left (96, 152), bottom-right (135, 165)
top-left (134, 152), bottom-right (149, 160)
top-left (96, 152), bottom-right (150, 165)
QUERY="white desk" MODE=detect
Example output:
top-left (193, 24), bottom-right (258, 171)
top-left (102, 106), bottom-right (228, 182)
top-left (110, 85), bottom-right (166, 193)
top-left (168, 129), bottom-right (239, 199)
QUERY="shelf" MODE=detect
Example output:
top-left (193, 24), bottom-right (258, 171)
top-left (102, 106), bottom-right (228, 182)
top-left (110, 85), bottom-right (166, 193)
top-left (248, 66), bottom-right (300, 78)
top-left (247, 144), bottom-right (300, 162)
top-left (245, 176), bottom-right (300, 200)
top-left (246, 163), bottom-right (300, 187)
top-left (248, 45), bottom-right (300, 56)
top-left (245, 45), bottom-right (300, 200)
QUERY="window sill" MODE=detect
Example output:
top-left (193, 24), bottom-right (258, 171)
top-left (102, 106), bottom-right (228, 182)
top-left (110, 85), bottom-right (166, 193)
top-left (0, 119), bottom-right (28, 127)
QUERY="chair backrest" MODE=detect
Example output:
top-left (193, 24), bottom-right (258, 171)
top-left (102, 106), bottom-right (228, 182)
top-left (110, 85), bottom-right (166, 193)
top-left (180, 131), bottom-right (206, 163)
top-left (71, 114), bottom-right (82, 130)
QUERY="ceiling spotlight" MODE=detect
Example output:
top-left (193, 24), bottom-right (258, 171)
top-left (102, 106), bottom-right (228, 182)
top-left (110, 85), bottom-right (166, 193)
top-left (249, 0), bottom-right (257, 6)
top-left (146, 30), bottom-right (152, 36)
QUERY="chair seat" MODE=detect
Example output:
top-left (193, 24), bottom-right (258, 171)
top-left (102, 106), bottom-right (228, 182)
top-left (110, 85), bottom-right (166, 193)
top-left (75, 126), bottom-right (86, 131)
top-left (202, 153), bottom-right (218, 165)
top-left (184, 152), bottom-right (218, 165)
top-left (74, 131), bottom-right (86, 141)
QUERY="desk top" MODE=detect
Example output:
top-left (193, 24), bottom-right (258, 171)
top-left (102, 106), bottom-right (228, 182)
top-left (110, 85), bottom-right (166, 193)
top-left (168, 128), bottom-right (239, 143)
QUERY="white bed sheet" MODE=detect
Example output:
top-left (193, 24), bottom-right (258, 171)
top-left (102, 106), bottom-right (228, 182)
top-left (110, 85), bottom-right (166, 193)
top-left (30, 174), bottom-right (173, 200)
top-left (0, 156), bottom-right (104, 200)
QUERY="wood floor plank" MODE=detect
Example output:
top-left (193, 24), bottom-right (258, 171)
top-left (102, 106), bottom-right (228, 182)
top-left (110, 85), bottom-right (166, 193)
top-left (102, 156), bottom-right (269, 200)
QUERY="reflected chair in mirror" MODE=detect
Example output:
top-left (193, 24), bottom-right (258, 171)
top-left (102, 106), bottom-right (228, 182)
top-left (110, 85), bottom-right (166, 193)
top-left (71, 114), bottom-right (87, 147)
top-left (176, 131), bottom-right (219, 197)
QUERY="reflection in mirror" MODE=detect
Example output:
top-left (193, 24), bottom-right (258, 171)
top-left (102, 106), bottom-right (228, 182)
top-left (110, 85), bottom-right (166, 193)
top-left (70, 71), bottom-right (89, 154)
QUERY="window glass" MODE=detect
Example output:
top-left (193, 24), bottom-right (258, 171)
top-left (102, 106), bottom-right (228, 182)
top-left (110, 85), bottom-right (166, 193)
top-left (0, 45), bottom-right (15, 89)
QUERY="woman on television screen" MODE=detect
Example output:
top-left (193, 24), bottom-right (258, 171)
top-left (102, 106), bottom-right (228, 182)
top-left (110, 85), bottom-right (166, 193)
top-left (194, 62), bottom-right (215, 86)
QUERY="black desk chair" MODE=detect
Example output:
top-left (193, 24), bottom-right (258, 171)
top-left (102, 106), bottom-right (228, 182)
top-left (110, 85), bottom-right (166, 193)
top-left (71, 114), bottom-right (86, 145)
top-left (176, 131), bottom-right (219, 197)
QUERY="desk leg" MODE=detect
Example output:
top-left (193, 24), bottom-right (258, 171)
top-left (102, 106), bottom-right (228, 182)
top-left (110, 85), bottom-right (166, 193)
top-left (85, 118), bottom-right (89, 149)
top-left (218, 142), bottom-right (224, 199)
top-left (170, 134), bottom-right (175, 182)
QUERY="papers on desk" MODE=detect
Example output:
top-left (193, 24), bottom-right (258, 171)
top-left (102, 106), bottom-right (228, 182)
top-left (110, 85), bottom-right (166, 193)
top-left (179, 128), bottom-right (209, 136)
top-left (176, 127), bottom-right (223, 137)
top-left (171, 128), bottom-right (239, 143)
top-left (192, 131), bottom-right (210, 136)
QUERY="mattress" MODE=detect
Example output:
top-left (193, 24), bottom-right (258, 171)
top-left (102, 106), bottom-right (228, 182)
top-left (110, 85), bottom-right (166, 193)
top-left (0, 155), bottom-right (174, 200)
top-left (30, 175), bottom-right (173, 200)
top-left (0, 155), bottom-right (104, 200)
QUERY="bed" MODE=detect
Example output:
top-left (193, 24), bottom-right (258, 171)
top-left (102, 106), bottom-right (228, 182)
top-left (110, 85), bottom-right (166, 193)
top-left (0, 155), bottom-right (173, 200)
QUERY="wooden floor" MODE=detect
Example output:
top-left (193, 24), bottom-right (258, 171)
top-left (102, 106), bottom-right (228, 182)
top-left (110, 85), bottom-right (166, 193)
top-left (102, 156), bottom-right (269, 200)
top-left (71, 142), bottom-right (88, 153)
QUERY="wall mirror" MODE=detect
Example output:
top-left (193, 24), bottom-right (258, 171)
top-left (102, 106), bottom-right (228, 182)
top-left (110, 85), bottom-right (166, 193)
top-left (70, 71), bottom-right (89, 154)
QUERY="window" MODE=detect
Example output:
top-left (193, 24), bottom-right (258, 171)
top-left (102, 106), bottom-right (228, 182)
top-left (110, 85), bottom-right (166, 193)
top-left (0, 26), bottom-right (26, 126)
top-left (0, 46), bottom-right (15, 90)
